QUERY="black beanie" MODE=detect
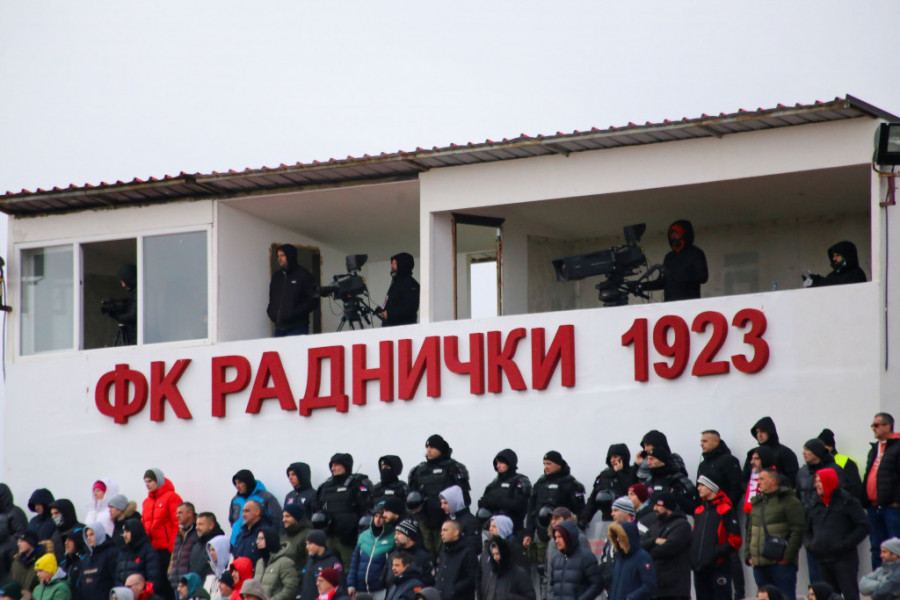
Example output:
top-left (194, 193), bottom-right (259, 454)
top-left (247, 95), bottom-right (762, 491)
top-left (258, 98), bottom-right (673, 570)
top-left (426, 435), bottom-right (450, 455)
top-left (817, 428), bottom-right (836, 449)
top-left (543, 451), bottom-right (567, 468)
top-left (804, 439), bottom-right (829, 461)
top-left (329, 453), bottom-right (354, 473)
top-left (648, 445), bottom-right (672, 464)
top-left (382, 496), bottom-right (406, 515)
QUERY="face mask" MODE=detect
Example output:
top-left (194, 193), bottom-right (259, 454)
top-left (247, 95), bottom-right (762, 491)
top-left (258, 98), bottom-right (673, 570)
top-left (53, 514), bottom-right (63, 526)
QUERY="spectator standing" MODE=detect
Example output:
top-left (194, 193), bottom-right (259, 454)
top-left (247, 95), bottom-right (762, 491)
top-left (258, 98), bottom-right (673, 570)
top-left (742, 418), bottom-right (799, 486)
top-left (607, 521), bottom-right (657, 600)
top-left (690, 476), bottom-right (741, 600)
top-left (865, 412), bottom-right (900, 568)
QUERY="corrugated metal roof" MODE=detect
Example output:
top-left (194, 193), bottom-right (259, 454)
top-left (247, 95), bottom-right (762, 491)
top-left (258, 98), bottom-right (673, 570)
top-left (2, 95), bottom-right (895, 217)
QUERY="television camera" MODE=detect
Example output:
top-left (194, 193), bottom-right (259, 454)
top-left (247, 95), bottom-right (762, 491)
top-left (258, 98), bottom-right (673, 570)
top-left (318, 254), bottom-right (383, 331)
top-left (552, 223), bottom-right (661, 306)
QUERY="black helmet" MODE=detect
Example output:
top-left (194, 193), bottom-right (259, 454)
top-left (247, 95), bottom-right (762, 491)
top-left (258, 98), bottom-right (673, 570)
top-left (358, 514), bottom-right (373, 533)
top-left (310, 512), bottom-right (331, 530)
top-left (594, 490), bottom-right (614, 505)
top-left (406, 491), bottom-right (424, 512)
top-left (475, 507), bottom-right (493, 526)
top-left (537, 506), bottom-right (554, 529)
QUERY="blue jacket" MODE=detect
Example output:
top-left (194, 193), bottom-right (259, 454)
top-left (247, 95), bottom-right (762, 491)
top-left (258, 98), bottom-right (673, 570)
top-left (229, 479), bottom-right (282, 546)
top-left (607, 522), bottom-right (656, 600)
top-left (347, 521), bottom-right (396, 592)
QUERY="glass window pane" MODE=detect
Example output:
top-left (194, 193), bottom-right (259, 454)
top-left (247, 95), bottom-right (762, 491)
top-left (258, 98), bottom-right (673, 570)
top-left (143, 231), bottom-right (208, 343)
top-left (20, 246), bottom-right (74, 355)
top-left (83, 239), bottom-right (138, 349)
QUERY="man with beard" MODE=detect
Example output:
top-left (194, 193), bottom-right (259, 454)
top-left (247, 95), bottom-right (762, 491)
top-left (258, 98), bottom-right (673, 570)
top-left (642, 493), bottom-right (691, 600)
top-left (378, 252), bottom-right (419, 327)
top-left (806, 240), bottom-right (867, 287)
top-left (266, 244), bottom-right (318, 337)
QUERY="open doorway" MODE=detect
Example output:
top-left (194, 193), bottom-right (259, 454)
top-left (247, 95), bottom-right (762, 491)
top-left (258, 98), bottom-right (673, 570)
top-left (269, 244), bottom-right (323, 333)
top-left (452, 213), bottom-right (503, 320)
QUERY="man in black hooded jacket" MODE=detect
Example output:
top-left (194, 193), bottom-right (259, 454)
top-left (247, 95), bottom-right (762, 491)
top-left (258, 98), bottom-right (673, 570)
top-left (742, 417), bottom-right (799, 487)
top-left (523, 451), bottom-right (586, 561)
top-left (643, 220), bottom-right (708, 302)
top-left (267, 244), bottom-right (318, 336)
top-left (379, 252), bottom-right (419, 327)
top-left (697, 431), bottom-right (743, 506)
top-left (583, 443), bottom-right (637, 525)
top-left (478, 449), bottom-right (532, 535)
top-left (284, 462), bottom-right (317, 517)
top-left (807, 240), bottom-right (867, 287)
top-left (371, 456), bottom-right (408, 510)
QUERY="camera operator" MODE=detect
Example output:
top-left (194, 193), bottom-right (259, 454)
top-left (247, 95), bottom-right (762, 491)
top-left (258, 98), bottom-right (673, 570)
top-left (100, 264), bottom-right (137, 346)
top-left (643, 220), bottom-right (708, 302)
top-left (378, 252), bottom-right (420, 327)
top-left (267, 244), bottom-right (318, 337)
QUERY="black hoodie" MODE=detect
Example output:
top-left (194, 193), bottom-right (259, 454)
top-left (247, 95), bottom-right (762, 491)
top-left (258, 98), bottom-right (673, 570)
top-left (643, 220), bottom-right (708, 302)
top-left (583, 443), bottom-right (638, 525)
top-left (811, 240), bottom-right (867, 287)
top-left (742, 417), bottom-right (799, 486)
top-left (267, 244), bottom-right (318, 331)
top-left (371, 455), bottom-right (409, 509)
top-left (478, 449), bottom-right (532, 532)
top-left (696, 438), bottom-right (744, 506)
top-left (27, 489), bottom-right (56, 543)
top-left (49, 499), bottom-right (83, 562)
top-left (115, 518), bottom-right (162, 590)
top-left (382, 252), bottom-right (420, 327)
top-left (285, 462), bottom-right (317, 513)
top-left (482, 536), bottom-right (534, 600)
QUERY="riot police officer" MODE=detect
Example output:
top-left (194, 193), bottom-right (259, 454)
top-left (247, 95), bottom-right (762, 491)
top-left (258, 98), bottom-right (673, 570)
top-left (370, 455), bottom-right (408, 510)
top-left (523, 451), bottom-right (586, 564)
top-left (477, 448), bottom-right (532, 535)
top-left (314, 453), bottom-right (372, 568)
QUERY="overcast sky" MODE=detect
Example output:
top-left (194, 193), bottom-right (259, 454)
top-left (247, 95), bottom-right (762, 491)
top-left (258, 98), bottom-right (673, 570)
top-left (1, 1), bottom-right (899, 195)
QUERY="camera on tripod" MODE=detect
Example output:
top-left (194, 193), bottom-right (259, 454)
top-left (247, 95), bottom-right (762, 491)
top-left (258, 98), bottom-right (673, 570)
top-left (318, 254), bottom-right (382, 331)
top-left (552, 224), bottom-right (660, 306)
top-left (100, 297), bottom-right (131, 318)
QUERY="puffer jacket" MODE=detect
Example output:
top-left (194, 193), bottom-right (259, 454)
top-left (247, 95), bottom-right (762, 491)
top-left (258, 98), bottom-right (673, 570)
top-left (347, 520), bottom-right (395, 593)
top-left (864, 436), bottom-right (900, 507)
top-left (744, 486), bottom-right (805, 566)
top-left (549, 520), bottom-right (602, 600)
top-left (79, 523), bottom-right (119, 600)
top-left (607, 522), bottom-right (656, 600)
top-left (0, 484), bottom-right (29, 571)
top-left (228, 474), bottom-right (283, 546)
top-left (690, 491), bottom-right (741, 571)
top-left (34, 571), bottom-right (71, 600)
top-left (141, 471), bottom-right (183, 551)
top-left (115, 518), bottom-right (162, 589)
top-left (805, 474), bottom-right (869, 562)
top-left (27, 489), bottom-right (56, 542)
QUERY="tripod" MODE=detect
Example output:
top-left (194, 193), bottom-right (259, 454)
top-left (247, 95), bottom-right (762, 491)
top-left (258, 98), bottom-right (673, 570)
top-left (337, 296), bottom-right (374, 331)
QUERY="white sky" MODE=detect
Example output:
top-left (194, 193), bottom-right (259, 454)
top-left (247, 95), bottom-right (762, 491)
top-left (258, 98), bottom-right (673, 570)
top-left (1, 1), bottom-right (899, 195)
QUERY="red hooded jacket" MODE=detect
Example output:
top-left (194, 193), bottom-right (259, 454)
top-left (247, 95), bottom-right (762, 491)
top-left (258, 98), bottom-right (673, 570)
top-left (141, 476), bottom-right (183, 551)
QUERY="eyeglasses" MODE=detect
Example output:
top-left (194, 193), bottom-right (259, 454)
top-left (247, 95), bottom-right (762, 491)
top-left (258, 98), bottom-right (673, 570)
top-left (873, 422), bottom-right (886, 428)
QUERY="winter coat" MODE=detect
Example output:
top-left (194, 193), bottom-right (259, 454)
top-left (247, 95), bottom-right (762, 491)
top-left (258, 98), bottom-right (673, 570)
top-left (864, 436), bottom-right (900, 507)
top-left (49, 500), bottom-right (83, 563)
top-left (84, 479), bottom-right (118, 538)
top-left (189, 521), bottom-right (224, 578)
top-left (228, 477), bottom-right (282, 546)
top-left (254, 545), bottom-right (300, 600)
top-left (27, 489), bottom-right (56, 543)
top-left (384, 544), bottom-right (434, 589)
top-left (267, 244), bottom-right (318, 331)
top-left (646, 463), bottom-right (698, 514)
top-left (810, 240), bottom-right (867, 287)
top-left (642, 220), bottom-right (708, 301)
top-left (281, 520), bottom-right (310, 569)
top-left (642, 512), bottom-right (691, 598)
top-left (34, 573), bottom-right (71, 600)
top-left (232, 518), bottom-right (265, 564)
top-left (169, 524), bottom-right (200, 586)
top-left (434, 538), bottom-right (477, 600)
top-left (371, 455), bottom-right (409, 511)
top-left (439, 486), bottom-right (481, 557)
top-left (481, 537), bottom-right (534, 600)
top-left (549, 521), bottom-right (602, 600)
top-left (381, 252), bottom-right (420, 327)
top-left (690, 491), bottom-right (741, 571)
top-left (525, 467), bottom-right (586, 541)
top-left (141, 474), bottom-right (182, 552)
top-left (742, 418), bottom-right (800, 486)
top-left (299, 548), bottom-right (344, 600)
top-left (0, 484), bottom-right (29, 572)
top-left (384, 563), bottom-right (424, 600)
top-left (408, 452), bottom-right (471, 530)
top-left (229, 557), bottom-right (254, 600)
top-left (115, 519), bottom-right (162, 590)
top-left (583, 443), bottom-right (637, 525)
top-left (347, 520), bottom-right (395, 593)
top-left (10, 543), bottom-right (47, 591)
top-left (477, 449), bottom-right (531, 532)
top-left (607, 522), bottom-right (656, 600)
top-left (697, 441), bottom-right (744, 506)
top-left (860, 559), bottom-right (900, 600)
top-left (744, 486), bottom-right (805, 567)
top-left (805, 484), bottom-right (869, 562)
top-left (80, 527), bottom-right (119, 600)
top-left (796, 457), bottom-right (845, 510)
top-left (284, 462), bottom-right (317, 516)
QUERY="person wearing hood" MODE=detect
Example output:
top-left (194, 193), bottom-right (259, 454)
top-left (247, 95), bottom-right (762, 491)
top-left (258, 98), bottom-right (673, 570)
top-left (227, 558), bottom-right (254, 600)
top-left (108, 496), bottom-right (141, 549)
top-left (806, 240), bottom-right (867, 287)
top-left (346, 505), bottom-right (395, 598)
top-left (59, 530), bottom-right (86, 594)
top-left (86, 481), bottom-right (119, 539)
top-left (229, 471), bottom-right (283, 547)
top-left (583, 443), bottom-right (637, 526)
top-left (0, 485), bottom-right (30, 580)
top-left (189, 513), bottom-right (223, 580)
top-left (482, 536), bottom-right (533, 600)
top-left (176, 574), bottom-right (209, 600)
top-left (26, 491), bottom-right (56, 544)
top-left (384, 552), bottom-right (424, 600)
top-left (522, 451), bottom-right (586, 563)
top-left (477, 449), bottom-right (532, 536)
top-left (10, 531), bottom-right (47, 595)
top-left (548, 520), bottom-right (601, 600)
top-left (298, 530), bottom-right (344, 600)
top-left (609, 520), bottom-right (656, 600)
top-left (141, 469), bottom-right (181, 600)
top-left (690, 476), bottom-right (741, 600)
top-left (865, 412), bottom-right (900, 569)
top-left (756, 585), bottom-right (782, 600)
top-left (378, 253), bottom-right (419, 327)
top-left (315, 454), bottom-right (373, 569)
top-left (433, 520), bottom-right (476, 600)
top-left (204, 534), bottom-right (231, 600)
top-left (636, 430), bottom-right (688, 485)
top-left (252, 527), bottom-right (298, 600)
top-left (48, 501), bottom-right (82, 564)
top-left (80, 522), bottom-right (119, 600)
top-left (266, 244), bottom-right (318, 337)
top-left (407, 435), bottom-right (471, 562)
top-left (807, 581), bottom-right (842, 600)
top-left (742, 417), bottom-right (799, 487)
top-left (816, 428), bottom-right (864, 502)
top-left (642, 219), bottom-right (708, 302)
top-left (805, 468), bottom-right (868, 600)
top-left (797, 439), bottom-right (847, 511)
top-left (438, 486), bottom-right (480, 557)
top-left (284, 463), bottom-right (316, 516)
top-left (478, 515), bottom-right (522, 599)
top-left (115, 519), bottom-right (161, 593)
top-left (744, 468), bottom-right (805, 600)
top-left (370, 456), bottom-right (408, 511)
top-left (860, 537), bottom-right (900, 600)
top-left (32, 554), bottom-right (69, 600)
top-left (640, 493), bottom-right (691, 600)
top-left (644, 447), bottom-right (698, 514)
top-left (542, 509), bottom-right (590, 599)
top-left (110, 586), bottom-right (134, 600)
top-left (168, 503), bottom-right (200, 590)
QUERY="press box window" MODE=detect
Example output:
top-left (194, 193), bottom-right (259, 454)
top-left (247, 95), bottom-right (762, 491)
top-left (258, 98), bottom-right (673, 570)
top-left (21, 246), bottom-right (74, 355)
top-left (143, 231), bottom-right (208, 343)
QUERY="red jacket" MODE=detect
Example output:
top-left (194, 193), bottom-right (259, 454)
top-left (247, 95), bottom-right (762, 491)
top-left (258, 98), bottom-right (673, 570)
top-left (142, 478), bottom-right (183, 551)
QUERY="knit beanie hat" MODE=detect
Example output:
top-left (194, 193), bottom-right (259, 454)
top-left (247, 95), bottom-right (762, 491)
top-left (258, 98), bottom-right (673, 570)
top-left (543, 451), bottom-right (567, 468)
top-left (318, 568), bottom-right (340, 588)
top-left (395, 518), bottom-right (419, 539)
top-left (697, 475), bottom-right (720, 495)
top-left (35, 554), bottom-right (57, 574)
top-left (283, 503), bottom-right (306, 522)
top-left (382, 496), bottom-right (405, 515)
top-left (804, 439), bottom-right (829, 461)
top-left (817, 428), bottom-right (836, 449)
top-left (108, 494), bottom-right (129, 512)
top-left (306, 530), bottom-right (327, 547)
top-left (0, 582), bottom-right (23, 600)
top-left (612, 496), bottom-right (636, 516)
top-left (883, 537), bottom-right (900, 557)
top-left (426, 435), bottom-right (450, 455)
top-left (628, 484), bottom-right (650, 503)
